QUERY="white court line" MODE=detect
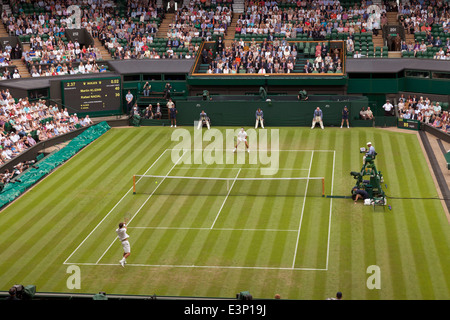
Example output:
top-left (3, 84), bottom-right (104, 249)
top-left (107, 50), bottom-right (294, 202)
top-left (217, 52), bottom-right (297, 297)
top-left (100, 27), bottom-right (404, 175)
top-left (133, 175), bottom-right (323, 181)
top-left (175, 167), bottom-right (310, 171)
top-left (67, 148), bottom-right (335, 272)
top-left (129, 226), bottom-right (298, 232)
top-left (325, 151), bottom-right (336, 270)
top-left (210, 168), bottom-right (241, 229)
top-left (63, 148), bottom-right (170, 265)
top-left (70, 262), bottom-right (327, 271)
top-left (291, 150), bottom-right (314, 269)
top-left (169, 148), bottom-right (334, 152)
top-left (95, 150), bottom-right (188, 264)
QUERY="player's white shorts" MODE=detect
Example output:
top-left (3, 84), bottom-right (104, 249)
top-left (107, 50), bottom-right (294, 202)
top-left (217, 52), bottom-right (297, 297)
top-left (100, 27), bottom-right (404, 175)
top-left (122, 240), bottom-right (131, 254)
top-left (237, 138), bottom-right (247, 142)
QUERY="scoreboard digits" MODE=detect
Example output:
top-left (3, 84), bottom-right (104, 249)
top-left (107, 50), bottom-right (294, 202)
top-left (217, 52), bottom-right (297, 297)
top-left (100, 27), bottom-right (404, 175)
top-left (62, 77), bottom-right (121, 113)
top-left (397, 118), bottom-right (420, 131)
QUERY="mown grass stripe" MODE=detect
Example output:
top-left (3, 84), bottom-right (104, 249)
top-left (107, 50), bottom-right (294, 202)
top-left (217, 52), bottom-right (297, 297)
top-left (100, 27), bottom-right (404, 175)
top-left (31, 130), bottom-right (170, 266)
top-left (0, 130), bottom-right (138, 272)
top-left (1, 127), bottom-right (449, 300)
top-left (388, 133), bottom-right (426, 299)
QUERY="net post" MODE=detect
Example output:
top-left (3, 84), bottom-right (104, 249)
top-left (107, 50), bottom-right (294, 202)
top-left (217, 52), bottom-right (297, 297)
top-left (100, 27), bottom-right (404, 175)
top-left (322, 177), bottom-right (325, 197)
top-left (133, 175), bottom-right (136, 194)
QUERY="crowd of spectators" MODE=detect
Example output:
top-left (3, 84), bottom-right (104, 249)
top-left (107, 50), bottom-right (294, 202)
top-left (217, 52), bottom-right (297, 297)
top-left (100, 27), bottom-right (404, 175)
top-left (204, 37), bottom-right (342, 74)
top-left (397, 94), bottom-right (450, 133)
top-left (0, 0), bottom-right (448, 66)
top-left (400, 37), bottom-right (450, 59)
top-left (398, 0), bottom-right (450, 35)
top-left (0, 42), bottom-right (22, 80)
top-left (132, 0), bottom-right (233, 60)
top-left (2, 0), bottom-right (121, 76)
top-left (96, 0), bottom-right (168, 59)
top-left (397, 0), bottom-right (450, 58)
top-left (171, 0), bottom-right (233, 39)
top-left (0, 89), bottom-right (93, 168)
top-left (22, 37), bottom-right (108, 76)
top-left (96, 0), bottom-right (234, 60)
top-left (235, 0), bottom-right (385, 40)
top-left (205, 38), bottom-right (297, 74)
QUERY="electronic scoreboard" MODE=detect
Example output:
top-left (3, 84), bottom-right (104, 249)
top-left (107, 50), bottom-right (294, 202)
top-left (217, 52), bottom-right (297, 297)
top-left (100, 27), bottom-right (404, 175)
top-left (61, 77), bottom-right (121, 114)
top-left (397, 118), bottom-right (420, 131)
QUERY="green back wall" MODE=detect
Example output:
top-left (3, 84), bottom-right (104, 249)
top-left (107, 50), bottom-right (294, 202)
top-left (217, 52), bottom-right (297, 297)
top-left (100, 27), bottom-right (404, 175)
top-left (174, 98), bottom-right (368, 127)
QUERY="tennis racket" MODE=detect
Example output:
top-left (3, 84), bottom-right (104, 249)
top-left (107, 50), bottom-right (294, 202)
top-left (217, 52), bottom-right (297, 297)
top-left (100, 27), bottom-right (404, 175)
top-left (124, 212), bottom-right (131, 225)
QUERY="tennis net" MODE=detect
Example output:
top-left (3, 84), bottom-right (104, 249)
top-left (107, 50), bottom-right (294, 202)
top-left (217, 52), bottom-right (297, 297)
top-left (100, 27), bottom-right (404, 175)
top-left (133, 174), bottom-right (325, 197)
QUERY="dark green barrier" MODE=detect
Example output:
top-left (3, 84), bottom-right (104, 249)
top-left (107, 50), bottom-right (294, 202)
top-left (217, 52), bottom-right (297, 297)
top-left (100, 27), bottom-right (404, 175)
top-left (173, 98), bottom-right (368, 127)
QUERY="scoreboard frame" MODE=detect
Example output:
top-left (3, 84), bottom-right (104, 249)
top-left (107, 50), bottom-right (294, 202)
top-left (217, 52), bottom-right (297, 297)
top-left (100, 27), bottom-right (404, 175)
top-left (397, 118), bottom-right (421, 131)
top-left (61, 77), bottom-right (122, 116)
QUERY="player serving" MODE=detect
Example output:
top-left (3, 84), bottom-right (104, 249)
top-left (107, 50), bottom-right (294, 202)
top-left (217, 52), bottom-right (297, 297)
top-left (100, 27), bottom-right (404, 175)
top-left (233, 127), bottom-right (250, 153)
top-left (116, 221), bottom-right (131, 267)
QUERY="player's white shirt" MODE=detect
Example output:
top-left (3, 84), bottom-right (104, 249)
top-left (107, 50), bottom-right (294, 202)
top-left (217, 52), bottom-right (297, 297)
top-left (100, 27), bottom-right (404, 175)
top-left (237, 130), bottom-right (247, 141)
top-left (116, 226), bottom-right (129, 241)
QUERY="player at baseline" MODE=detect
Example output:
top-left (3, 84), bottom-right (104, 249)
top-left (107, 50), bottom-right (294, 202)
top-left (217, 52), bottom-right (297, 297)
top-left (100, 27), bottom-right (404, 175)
top-left (233, 127), bottom-right (250, 153)
top-left (116, 222), bottom-right (131, 267)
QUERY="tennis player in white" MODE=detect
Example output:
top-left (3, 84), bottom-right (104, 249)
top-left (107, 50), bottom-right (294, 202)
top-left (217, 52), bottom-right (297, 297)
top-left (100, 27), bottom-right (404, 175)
top-left (233, 127), bottom-right (250, 153)
top-left (116, 222), bottom-right (131, 267)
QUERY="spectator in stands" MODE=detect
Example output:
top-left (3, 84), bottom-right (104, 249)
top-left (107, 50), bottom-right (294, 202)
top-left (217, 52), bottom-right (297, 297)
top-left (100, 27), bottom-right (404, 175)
top-left (433, 102), bottom-right (442, 117)
top-left (143, 105), bottom-right (153, 119)
top-left (154, 102), bottom-right (162, 119)
top-left (346, 36), bottom-right (354, 53)
top-left (353, 50), bottom-right (362, 58)
top-left (360, 107), bottom-right (368, 120)
top-left (400, 40), bottom-right (408, 52)
top-left (143, 82), bottom-right (151, 96)
top-left (432, 116), bottom-right (443, 129)
top-left (424, 107), bottom-right (433, 124)
top-left (164, 83), bottom-right (172, 100)
top-left (366, 107), bottom-right (374, 120)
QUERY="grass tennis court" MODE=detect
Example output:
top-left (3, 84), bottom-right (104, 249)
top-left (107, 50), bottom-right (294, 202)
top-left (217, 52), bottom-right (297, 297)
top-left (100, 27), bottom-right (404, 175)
top-left (0, 126), bottom-right (449, 299)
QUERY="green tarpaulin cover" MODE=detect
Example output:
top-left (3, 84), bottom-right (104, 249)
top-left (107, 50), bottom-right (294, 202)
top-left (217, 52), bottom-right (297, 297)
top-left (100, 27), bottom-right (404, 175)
top-left (0, 122), bottom-right (110, 208)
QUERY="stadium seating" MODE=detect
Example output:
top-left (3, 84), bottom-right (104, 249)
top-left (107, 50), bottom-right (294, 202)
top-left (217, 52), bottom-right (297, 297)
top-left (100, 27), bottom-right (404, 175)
top-left (0, 0), bottom-right (446, 78)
